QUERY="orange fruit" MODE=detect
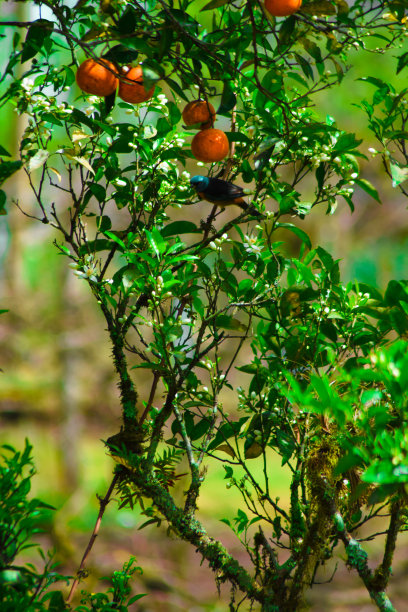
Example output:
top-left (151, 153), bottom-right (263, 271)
top-left (191, 129), bottom-right (229, 163)
top-left (264, 0), bottom-right (302, 16)
top-left (76, 58), bottom-right (118, 97)
top-left (118, 65), bottom-right (155, 104)
top-left (183, 100), bottom-right (216, 129)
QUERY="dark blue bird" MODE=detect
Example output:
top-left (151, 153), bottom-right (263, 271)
top-left (190, 175), bottom-right (261, 217)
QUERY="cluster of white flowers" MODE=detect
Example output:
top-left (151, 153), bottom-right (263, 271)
top-left (157, 161), bottom-right (171, 173)
top-left (200, 358), bottom-right (214, 371)
top-left (69, 255), bottom-right (99, 283)
top-left (244, 234), bottom-right (262, 256)
top-left (149, 93), bottom-right (169, 116)
top-left (208, 233), bottom-right (230, 252)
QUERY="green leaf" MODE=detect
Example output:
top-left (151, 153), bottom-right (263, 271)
top-left (0, 190), bottom-right (6, 215)
top-left (79, 239), bottom-right (112, 255)
top-left (215, 314), bottom-right (247, 332)
top-left (333, 133), bottom-right (362, 154)
top-left (117, 5), bottom-right (137, 34)
top-left (359, 76), bottom-right (389, 91)
top-left (96, 215), bottom-right (111, 232)
top-left (41, 113), bottom-right (63, 127)
top-left (214, 444), bottom-right (236, 458)
top-left (46, 591), bottom-right (67, 611)
top-left (244, 442), bottom-right (263, 459)
top-left (21, 19), bottom-right (53, 63)
top-left (275, 223), bottom-right (311, 249)
top-left (354, 282), bottom-right (383, 302)
top-left (88, 183), bottom-right (106, 203)
top-left (207, 417), bottom-right (249, 451)
top-left (158, 27), bottom-right (174, 61)
top-left (0, 160), bottom-right (22, 186)
top-left (397, 52), bottom-right (408, 74)
top-left (354, 178), bottom-right (381, 202)
top-left (217, 81), bottom-right (237, 116)
top-left (142, 60), bottom-right (164, 91)
top-left (26, 149), bottom-right (49, 173)
top-left (104, 231), bottom-right (127, 251)
top-left (302, 1), bottom-right (336, 15)
top-left (162, 221), bottom-right (199, 236)
top-left (294, 53), bottom-right (314, 80)
top-left (167, 101), bottom-right (182, 126)
top-left (128, 594), bottom-right (148, 604)
top-left (201, 0), bottom-right (229, 9)
top-left (225, 132), bottom-right (251, 144)
top-left (390, 161), bottom-right (408, 187)
top-left (0, 145), bottom-right (11, 157)
top-left (103, 44), bottom-right (139, 64)
top-left (165, 77), bottom-right (189, 102)
top-left (145, 228), bottom-right (166, 258)
top-left (301, 39), bottom-right (323, 64)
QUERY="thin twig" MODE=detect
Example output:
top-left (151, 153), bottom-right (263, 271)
top-left (66, 474), bottom-right (119, 605)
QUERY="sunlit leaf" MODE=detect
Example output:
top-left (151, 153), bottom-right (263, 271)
top-left (26, 150), bottom-right (49, 173)
top-left (71, 130), bottom-right (91, 144)
top-left (48, 167), bottom-right (62, 182)
top-left (390, 161), bottom-right (408, 187)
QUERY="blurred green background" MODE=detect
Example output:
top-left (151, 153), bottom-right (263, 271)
top-left (1, 2), bottom-right (408, 610)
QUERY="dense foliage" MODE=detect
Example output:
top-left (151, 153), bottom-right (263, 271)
top-left (1, 0), bottom-right (408, 609)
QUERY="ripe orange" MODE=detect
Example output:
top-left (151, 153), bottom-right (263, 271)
top-left (76, 58), bottom-right (118, 97)
top-left (264, 0), bottom-right (302, 16)
top-left (118, 65), bottom-right (155, 104)
top-left (183, 100), bottom-right (216, 129)
top-left (191, 129), bottom-right (229, 163)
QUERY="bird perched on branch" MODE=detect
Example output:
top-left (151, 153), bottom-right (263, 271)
top-left (190, 175), bottom-right (262, 217)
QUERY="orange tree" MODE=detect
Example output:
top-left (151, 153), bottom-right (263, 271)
top-left (1, 0), bottom-right (408, 610)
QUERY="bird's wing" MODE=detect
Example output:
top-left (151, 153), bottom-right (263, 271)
top-left (205, 178), bottom-right (245, 201)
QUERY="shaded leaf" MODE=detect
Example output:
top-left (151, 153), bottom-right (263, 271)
top-left (397, 51), bottom-right (408, 74)
top-left (217, 81), bottom-right (237, 116)
top-left (245, 442), bottom-right (263, 459)
top-left (0, 160), bottom-right (23, 186)
top-left (21, 19), bottom-right (53, 63)
top-left (302, 1), bottom-right (336, 15)
top-left (0, 145), bottom-right (11, 157)
top-left (118, 5), bottom-right (137, 34)
top-left (201, 0), bottom-right (229, 9)
top-left (0, 190), bottom-right (6, 215)
top-left (162, 221), bottom-right (200, 236)
top-left (275, 222), bottom-right (311, 249)
top-left (214, 444), bottom-right (236, 458)
top-left (103, 44), bottom-right (139, 64)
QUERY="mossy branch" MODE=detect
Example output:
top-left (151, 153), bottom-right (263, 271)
top-left (324, 480), bottom-right (397, 612)
top-left (373, 499), bottom-right (403, 592)
top-left (120, 461), bottom-right (264, 605)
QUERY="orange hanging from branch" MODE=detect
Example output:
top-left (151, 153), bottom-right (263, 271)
top-left (76, 58), bottom-right (118, 97)
top-left (183, 100), bottom-right (216, 129)
top-left (191, 129), bottom-right (229, 163)
top-left (118, 65), bottom-right (155, 104)
top-left (264, 0), bottom-right (302, 17)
